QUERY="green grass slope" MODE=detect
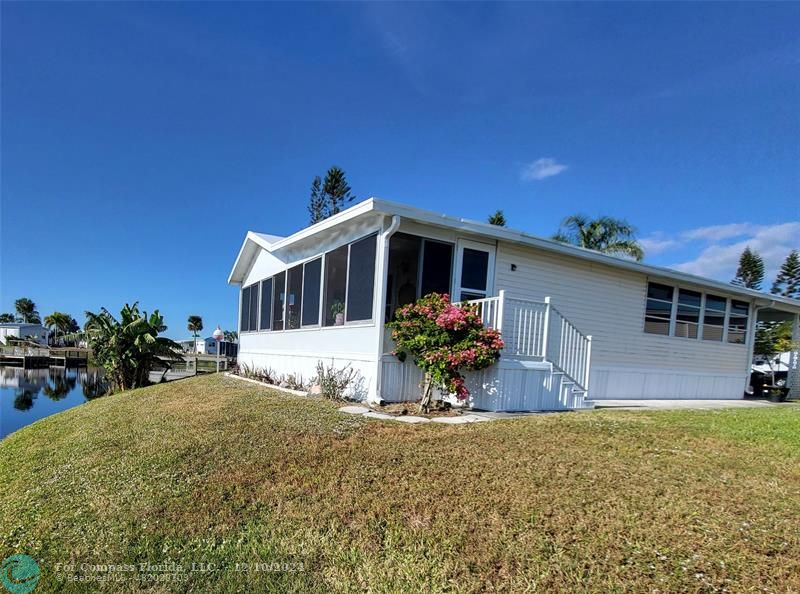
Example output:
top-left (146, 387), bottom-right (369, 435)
top-left (1, 374), bottom-right (798, 593)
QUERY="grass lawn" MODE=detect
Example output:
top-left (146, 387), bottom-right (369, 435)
top-left (1, 374), bottom-right (799, 593)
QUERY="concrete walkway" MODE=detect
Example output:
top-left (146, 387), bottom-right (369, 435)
top-left (594, 399), bottom-right (786, 411)
top-left (339, 405), bottom-right (494, 424)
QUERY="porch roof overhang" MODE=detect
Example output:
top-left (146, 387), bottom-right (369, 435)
top-left (226, 197), bottom-right (800, 314)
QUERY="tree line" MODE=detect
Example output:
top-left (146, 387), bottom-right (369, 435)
top-left (732, 247), bottom-right (800, 299)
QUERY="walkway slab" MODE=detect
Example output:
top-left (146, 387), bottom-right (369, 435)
top-left (393, 415), bottom-right (431, 423)
top-left (339, 406), bottom-right (371, 415)
top-left (362, 411), bottom-right (395, 421)
top-left (595, 399), bottom-right (779, 411)
top-left (460, 414), bottom-right (492, 422)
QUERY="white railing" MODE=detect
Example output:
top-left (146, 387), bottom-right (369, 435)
top-left (462, 292), bottom-right (593, 393)
top-left (460, 294), bottom-right (504, 331)
top-left (546, 306), bottom-right (592, 392)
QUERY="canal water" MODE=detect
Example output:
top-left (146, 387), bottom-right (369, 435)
top-left (0, 366), bottom-right (107, 439)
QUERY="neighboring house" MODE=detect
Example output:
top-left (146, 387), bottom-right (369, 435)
top-left (0, 323), bottom-right (48, 345)
top-left (228, 199), bottom-right (800, 411)
top-left (178, 337), bottom-right (239, 358)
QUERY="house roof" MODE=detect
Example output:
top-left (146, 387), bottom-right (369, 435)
top-left (228, 198), bottom-right (800, 313)
top-left (0, 322), bottom-right (44, 328)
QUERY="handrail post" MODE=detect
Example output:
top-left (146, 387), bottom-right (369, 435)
top-left (496, 290), bottom-right (505, 333)
top-left (584, 335), bottom-right (593, 392)
top-left (541, 296), bottom-right (551, 359)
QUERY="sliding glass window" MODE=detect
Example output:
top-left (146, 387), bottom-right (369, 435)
top-left (728, 300), bottom-right (749, 344)
top-left (323, 245), bottom-right (348, 326)
top-left (644, 283), bottom-right (673, 336)
top-left (702, 295), bottom-right (726, 341)
top-left (301, 258), bottom-right (322, 327)
top-left (240, 285), bottom-right (252, 332)
top-left (248, 283), bottom-right (258, 332)
top-left (346, 234), bottom-right (377, 322)
top-left (674, 289), bottom-right (701, 339)
top-left (259, 278), bottom-right (273, 331)
top-left (272, 271), bottom-right (286, 331)
top-left (286, 265), bottom-right (303, 330)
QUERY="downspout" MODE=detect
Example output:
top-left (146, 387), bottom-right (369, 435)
top-left (372, 215), bottom-right (401, 404)
top-left (744, 299), bottom-right (775, 395)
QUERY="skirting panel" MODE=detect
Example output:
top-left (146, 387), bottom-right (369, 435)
top-left (589, 366), bottom-right (747, 400)
top-left (378, 357), bottom-right (571, 411)
top-left (238, 351), bottom-right (378, 401)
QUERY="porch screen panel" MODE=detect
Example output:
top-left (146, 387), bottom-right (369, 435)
top-left (301, 258), bottom-right (322, 327)
top-left (259, 278), bottom-right (273, 331)
top-left (323, 245), bottom-right (349, 326)
top-left (287, 265), bottom-right (303, 330)
top-left (272, 271), bottom-right (286, 331)
top-left (420, 240), bottom-right (453, 297)
top-left (702, 294), bottom-right (726, 341)
top-left (240, 285), bottom-right (251, 332)
top-left (644, 282), bottom-right (673, 335)
top-left (248, 282), bottom-right (258, 332)
top-left (728, 300), bottom-right (749, 344)
top-left (675, 289), bottom-right (701, 339)
top-left (346, 234), bottom-right (377, 322)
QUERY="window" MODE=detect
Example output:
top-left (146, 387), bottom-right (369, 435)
top-left (247, 283), bottom-right (258, 332)
top-left (702, 294), bottom-right (726, 341)
top-left (644, 282), bottom-right (673, 335)
top-left (272, 271), bottom-right (286, 331)
top-left (259, 278), bottom-right (273, 331)
top-left (287, 265), bottom-right (303, 330)
top-left (301, 258), bottom-right (322, 327)
top-left (420, 240), bottom-right (453, 297)
top-left (323, 245), bottom-right (348, 326)
top-left (346, 234), bottom-right (377, 322)
top-left (459, 247), bottom-right (490, 301)
top-left (643, 281), bottom-right (749, 345)
top-left (728, 300), bottom-right (749, 344)
top-left (675, 289), bottom-right (701, 339)
top-left (240, 285), bottom-right (252, 332)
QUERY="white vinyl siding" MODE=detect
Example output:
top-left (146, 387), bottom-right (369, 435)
top-left (494, 242), bottom-right (752, 377)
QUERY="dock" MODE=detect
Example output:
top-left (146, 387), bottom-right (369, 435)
top-left (0, 345), bottom-right (90, 368)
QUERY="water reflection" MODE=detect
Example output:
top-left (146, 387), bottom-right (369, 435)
top-left (0, 366), bottom-right (107, 438)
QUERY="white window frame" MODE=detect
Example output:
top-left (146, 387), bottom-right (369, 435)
top-left (453, 238), bottom-right (496, 302)
top-left (344, 233), bottom-right (379, 324)
top-left (300, 257), bottom-right (323, 329)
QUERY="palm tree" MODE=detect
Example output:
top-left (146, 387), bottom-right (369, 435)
top-left (84, 303), bottom-right (184, 392)
top-left (44, 311), bottom-right (73, 345)
top-left (0, 313), bottom-right (15, 323)
top-left (553, 215), bottom-right (644, 261)
top-left (14, 298), bottom-right (41, 323)
top-left (187, 315), bottom-right (203, 341)
top-left (223, 330), bottom-right (238, 343)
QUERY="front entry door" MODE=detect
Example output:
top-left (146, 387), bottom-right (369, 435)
top-left (453, 239), bottom-right (496, 302)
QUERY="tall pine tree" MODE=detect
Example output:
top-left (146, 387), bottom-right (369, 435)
top-left (322, 166), bottom-right (355, 217)
top-left (306, 166), bottom-right (356, 223)
top-left (731, 246), bottom-right (765, 290)
top-left (771, 250), bottom-right (800, 299)
top-left (308, 176), bottom-right (325, 224)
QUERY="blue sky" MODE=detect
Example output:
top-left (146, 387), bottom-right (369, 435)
top-left (2, 2), bottom-right (798, 337)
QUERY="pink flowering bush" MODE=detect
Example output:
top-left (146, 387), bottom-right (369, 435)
top-left (387, 293), bottom-right (504, 411)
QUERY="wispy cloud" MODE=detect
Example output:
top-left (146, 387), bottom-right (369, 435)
top-left (641, 222), bottom-right (800, 282)
top-left (521, 158), bottom-right (568, 181)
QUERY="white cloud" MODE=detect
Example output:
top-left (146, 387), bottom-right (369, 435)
top-left (521, 158), bottom-right (568, 181)
top-left (680, 223), bottom-right (760, 242)
top-left (638, 236), bottom-right (680, 256)
top-left (647, 221), bottom-right (800, 282)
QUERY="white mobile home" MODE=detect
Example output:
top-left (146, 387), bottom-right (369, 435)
top-left (228, 199), bottom-right (800, 411)
top-left (0, 323), bottom-right (48, 345)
